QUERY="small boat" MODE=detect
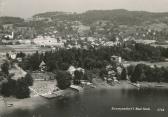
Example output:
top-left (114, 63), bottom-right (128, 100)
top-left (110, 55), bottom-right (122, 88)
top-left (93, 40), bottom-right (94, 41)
top-left (7, 104), bottom-right (14, 107)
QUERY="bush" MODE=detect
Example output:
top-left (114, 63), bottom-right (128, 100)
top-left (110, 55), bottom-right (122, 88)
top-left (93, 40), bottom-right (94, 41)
top-left (1, 79), bottom-right (16, 97)
top-left (99, 68), bottom-right (108, 80)
top-left (120, 68), bottom-right (127, 80)
top-left (0, 74), bottom-right (32, 99)
top-left (15, 79), bottom-right (30, 99)
top-left (22, 73), bottom-right (33, 86)
top-left (55, 71), bottom-right (71, 90)
top-left (1, 62), bottom-right (9, 75)
top-left (73, 70), bottom-right (83, 85)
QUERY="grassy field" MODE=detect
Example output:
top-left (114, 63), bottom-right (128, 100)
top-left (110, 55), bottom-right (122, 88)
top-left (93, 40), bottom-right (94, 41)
top-left (7, 44), bottom-right (52, 54)
top-left (0, 45), bottom-right (14, 53)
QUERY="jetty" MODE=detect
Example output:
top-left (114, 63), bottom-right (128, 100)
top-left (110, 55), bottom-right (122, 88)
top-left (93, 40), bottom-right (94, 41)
top-left (70, 85), bottom-right (83, 92)
top-left (129, 82), bottom-right (141, 88)
top-left (41, 90), bottom-right (65, 99)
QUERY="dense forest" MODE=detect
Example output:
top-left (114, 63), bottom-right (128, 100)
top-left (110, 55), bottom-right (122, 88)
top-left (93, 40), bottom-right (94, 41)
top-left (17, 43), bottom-right (168, 72)
top-left (128, 64), bottom-right (168, 83)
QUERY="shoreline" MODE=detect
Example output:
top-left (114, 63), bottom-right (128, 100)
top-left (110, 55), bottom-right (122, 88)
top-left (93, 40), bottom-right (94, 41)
top-left (138, 82), bottom-right (168, 89)
top-left (1, 80), bottom-right (168, 115)
top-left (0, 88), bottom-right (78, 115)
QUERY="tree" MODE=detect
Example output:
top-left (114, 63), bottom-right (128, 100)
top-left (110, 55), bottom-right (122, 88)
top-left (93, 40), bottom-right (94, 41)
top-left (127, 65), bottom-right (135, 77)
top-left (73, 70), bottom-right (83, 85)
top-left (55, 71), bottom-right (71, 90)
top-left (15, 79), bottom-right (30, 99)
top-left (17, 52), bottom-right (26, 58)
top-left (1, 79), bottom-right (16, 97)
top-left (99, 68), bottom-right (108, 80)
top-left (27, 51), bottom-right (42, 71)
top-left (1, 62), bottom-right (9, 75)
top-left (130, 64), bottom-right (144, 83)
top-left (120, 68), bottom-right (127, 80)
top-left (59, 63), bottom-right (70, 70)
top-left (83, 72), bottom-right (89, 81)
top-left (23, 73), bottom-right (33, 86)
top-left (153, 66), bottom-right (163, 83)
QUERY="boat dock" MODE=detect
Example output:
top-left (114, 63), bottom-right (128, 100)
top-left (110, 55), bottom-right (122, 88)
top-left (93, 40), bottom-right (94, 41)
top-left (128, 82), bottom-right (141, 88)
top-left (41, 90), bottom-right (65, 99)
top-left (70, 85), bottom-right (83, 92)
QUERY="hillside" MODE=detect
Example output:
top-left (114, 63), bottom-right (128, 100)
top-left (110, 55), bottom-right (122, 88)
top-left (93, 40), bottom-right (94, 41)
top-left (0, 17), bottom-right (24, 25)
top-left (33, 11), bottom-right (71, 18)
top-left (33, 9), bottom-right (168, 25)
top-left (80, 9), bottom-right (168, 25)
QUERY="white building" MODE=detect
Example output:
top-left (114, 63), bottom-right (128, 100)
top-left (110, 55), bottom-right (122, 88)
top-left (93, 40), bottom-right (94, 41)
top-left (4, 32), bottom-right (14, 39)
top-left (33, 36), bottom-right (64, 47)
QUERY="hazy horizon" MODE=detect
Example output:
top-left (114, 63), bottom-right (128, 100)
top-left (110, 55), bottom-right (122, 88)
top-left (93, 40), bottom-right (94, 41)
top-left (1, 0), bottom-right (168, 18)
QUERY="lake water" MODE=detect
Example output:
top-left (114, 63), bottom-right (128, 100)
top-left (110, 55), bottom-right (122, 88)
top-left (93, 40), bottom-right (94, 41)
top-left (2, 88), bottom-right (168, 117)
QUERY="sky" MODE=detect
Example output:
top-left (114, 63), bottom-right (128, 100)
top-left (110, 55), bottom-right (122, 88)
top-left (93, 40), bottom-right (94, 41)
top-left (0, 0), bottom-right (168, 18)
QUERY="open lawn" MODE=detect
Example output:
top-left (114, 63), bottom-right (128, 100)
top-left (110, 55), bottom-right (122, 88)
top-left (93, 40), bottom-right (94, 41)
top-left (7, 44), bottom-right (52, 54)
top-left (0, 45), bottom-right (14, 53)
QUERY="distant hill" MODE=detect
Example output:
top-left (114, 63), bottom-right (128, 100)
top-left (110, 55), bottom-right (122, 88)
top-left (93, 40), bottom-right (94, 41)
top-left (80, 9), bottom-right (168, 25)
top-left (0, 16), bottom-right (24, 25)
top-left (1, 9), bottom-right (168, 27)
top-left (33, 9), bottom-right (168, 25)
top-left (33, 11), bottom-right (72, 18)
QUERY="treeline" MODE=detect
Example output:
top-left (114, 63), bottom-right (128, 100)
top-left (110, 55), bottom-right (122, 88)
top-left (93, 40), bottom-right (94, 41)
top-left (33, 9), bottom-right (168, 25)
top-left (55, 69), bottom-right (89, 90)
top-left (1, 75), bottom-right (33, 99)
top-left (19, 48), bottom-right (111, 71)
top-left (18, 43), bottom-right (168, 72)
top-left (128, 64), bottom-right (168, 83)
top-left (123, 43), bottom-right (162, 61)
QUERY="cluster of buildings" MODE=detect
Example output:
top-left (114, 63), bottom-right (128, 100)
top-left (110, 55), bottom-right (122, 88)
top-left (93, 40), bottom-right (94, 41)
top-left (1, 15), bottom-right (168, 56)
top-left (104, 56), bottom-right (125, 84)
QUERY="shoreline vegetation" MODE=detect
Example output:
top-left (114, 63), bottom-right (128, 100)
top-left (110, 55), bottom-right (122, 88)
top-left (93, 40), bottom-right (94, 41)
top-left (1, 80), bottom-right (168, 114)
top-left (1, 46), bottom-right (168, 114)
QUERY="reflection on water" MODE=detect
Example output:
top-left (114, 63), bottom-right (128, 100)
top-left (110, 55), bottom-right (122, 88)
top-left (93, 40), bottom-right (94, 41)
top-left (2, 88), bottom-right (168, 117)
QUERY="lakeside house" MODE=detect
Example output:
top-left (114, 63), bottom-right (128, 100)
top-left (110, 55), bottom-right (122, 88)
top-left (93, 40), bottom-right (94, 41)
top-left (111, 56), bottom-right (122, 63)
top-left (39, 61), bottom-right (47, 72)
top-left (4, 32), bottom-right (14, 40)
